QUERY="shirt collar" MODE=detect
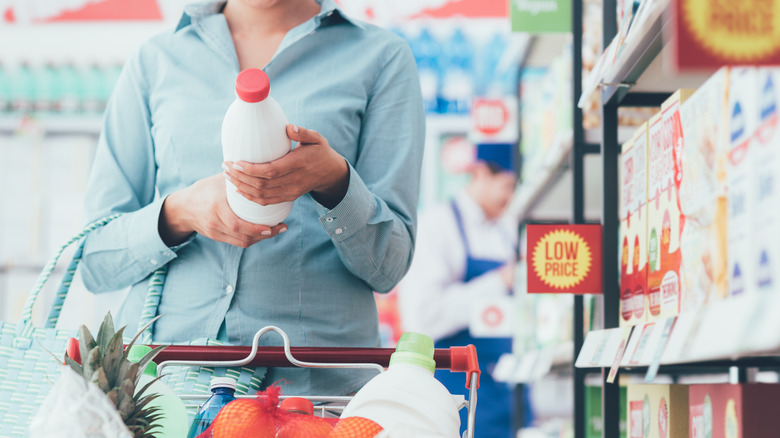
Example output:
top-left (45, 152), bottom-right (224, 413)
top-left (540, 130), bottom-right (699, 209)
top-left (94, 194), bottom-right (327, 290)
top-left (176, 0), bottom-right (363, 32)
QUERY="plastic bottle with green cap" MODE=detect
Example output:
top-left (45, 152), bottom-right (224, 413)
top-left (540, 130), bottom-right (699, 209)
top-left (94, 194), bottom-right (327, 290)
top-left (127, 345), bottom-right (189, 438)
top-left (340, 332), bottom-right (461, 437)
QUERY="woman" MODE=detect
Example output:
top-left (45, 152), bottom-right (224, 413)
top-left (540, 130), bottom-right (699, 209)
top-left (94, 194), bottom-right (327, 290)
top-left (79, 0), bottom-right (424, 397)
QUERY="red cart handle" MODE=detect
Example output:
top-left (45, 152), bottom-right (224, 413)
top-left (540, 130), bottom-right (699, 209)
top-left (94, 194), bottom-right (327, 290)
top-left (66, 338), bottom-right (481, 389)
top-left (449, 345), bottom-right (480, 390)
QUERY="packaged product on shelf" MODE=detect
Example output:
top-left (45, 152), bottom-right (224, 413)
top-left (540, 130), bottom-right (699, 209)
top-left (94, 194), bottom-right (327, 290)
top-left (726, 68), bottom-right (758, 297)
top-left (678, 68), bottom-right (730, 312)
top-left (627, 384), bottom-right (689, 438)
top-left (620, 123), bottom-right (649, 326)
top-left (647, 90), bottom-right (695, 322)
top-left (688, 384), bottom-right (780, 438)
top-left (750, 68), bottom-right (780, 293)
top-left (585, 385), bottom-right (628, 438)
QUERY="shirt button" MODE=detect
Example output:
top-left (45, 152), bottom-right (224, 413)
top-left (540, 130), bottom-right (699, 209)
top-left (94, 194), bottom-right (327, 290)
top-left (326, 217), bottom-right (334, 223)
top-left (149, 259), bottom-right (157, 265)
top-left (226, 285), bottom-right (234, 295)
top-left (335, 228), bottom-right (343, 235)
top-left (162, 251), bottom-right (171, 257)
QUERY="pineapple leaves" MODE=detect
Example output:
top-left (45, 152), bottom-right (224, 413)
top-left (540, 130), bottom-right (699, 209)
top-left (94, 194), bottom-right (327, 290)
top-left (83, 346), bottom-right (100, 380)
top-left (65, 311), bottom-right (169, 436)
top-left (124, 314), bottom-right (164, 359)
top-left (78, 324), bottom-right (97, 368)
top-left (135, 376), bottom-right (164, 400)
top-left (102, 327), bottom-right (126, 387)
top-left (132, 346), bottom-right (166, 388)
top-left (64, 355), bottom-right (83, 375)
top-left (97, 312), bottom-right (115, 354)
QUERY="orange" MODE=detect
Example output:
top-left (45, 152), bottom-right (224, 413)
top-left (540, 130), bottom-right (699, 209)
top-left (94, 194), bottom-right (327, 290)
top-left (329, 417), bottom-right (384, 438)
top-left (211, 399), bottom-right (276, 438)
top-left (276, 415), bottom-right (334, 438)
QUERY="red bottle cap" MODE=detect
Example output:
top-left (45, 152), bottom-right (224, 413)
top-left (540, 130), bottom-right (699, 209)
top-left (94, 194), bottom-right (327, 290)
top-left (235, 68), bottom-right (270, 103)
top-left (280, 397), bottom-right (314, 415)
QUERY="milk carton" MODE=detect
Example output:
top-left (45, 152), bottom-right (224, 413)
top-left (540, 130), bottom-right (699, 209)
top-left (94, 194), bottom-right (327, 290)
top-left (751, 68), bottom-right (780, 292)
top-left (678, 68), bottom-right (730, 311)
top-left (621, 123), bottom-right (649, 326)
top-left (647, 90), bottom-right (695, 322)
top-left (726, 68), bottom-right (757, 297)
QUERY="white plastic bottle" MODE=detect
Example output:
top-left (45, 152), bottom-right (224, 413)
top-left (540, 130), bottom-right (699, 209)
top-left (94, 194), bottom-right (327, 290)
top-left (127, 345), bottom-right (189, 438)
top-left (222, 68), bottom-right (292, 226)
top-left (340, 332), bottom-right (461, 437)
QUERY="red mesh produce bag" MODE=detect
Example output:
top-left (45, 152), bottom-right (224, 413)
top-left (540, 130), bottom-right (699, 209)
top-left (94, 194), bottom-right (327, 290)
top-left (195, 385), bottom-right (351, 438)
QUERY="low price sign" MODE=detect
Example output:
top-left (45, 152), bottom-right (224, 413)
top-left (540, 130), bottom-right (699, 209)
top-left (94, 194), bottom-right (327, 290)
top-left (675, 0), bottom-right (780, 69)
top-left (527, 224), bottom-right (602, 294)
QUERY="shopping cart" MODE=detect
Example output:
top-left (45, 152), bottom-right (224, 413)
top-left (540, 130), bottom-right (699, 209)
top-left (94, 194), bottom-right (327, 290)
top-left (151, 326), bottom-right (481, 438)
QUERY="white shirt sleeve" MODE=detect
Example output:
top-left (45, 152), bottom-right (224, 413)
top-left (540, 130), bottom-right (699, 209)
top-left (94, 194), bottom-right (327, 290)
top-left (397, 205), bottom-right (510, 342)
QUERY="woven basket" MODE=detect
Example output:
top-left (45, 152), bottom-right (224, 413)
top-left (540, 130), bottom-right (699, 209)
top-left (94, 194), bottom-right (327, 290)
top-left (0, 216), bottom-right (266, 436)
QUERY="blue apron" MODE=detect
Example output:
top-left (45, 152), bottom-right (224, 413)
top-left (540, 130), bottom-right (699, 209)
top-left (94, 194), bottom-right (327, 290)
top-left (434, 201), bottom-right (515, 438)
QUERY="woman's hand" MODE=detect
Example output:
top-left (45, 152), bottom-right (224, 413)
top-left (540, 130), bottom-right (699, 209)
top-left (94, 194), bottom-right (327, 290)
top-left (159, 174), bottom-right (287, 248)
top-left (224, 124), bottom-right (350, 210)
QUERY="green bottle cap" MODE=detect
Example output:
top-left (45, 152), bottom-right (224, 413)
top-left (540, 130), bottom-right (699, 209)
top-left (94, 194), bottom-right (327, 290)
top-left (127, 345), bottom-right (157, 377)
top-left (389, 332), bottom-right (436, 373)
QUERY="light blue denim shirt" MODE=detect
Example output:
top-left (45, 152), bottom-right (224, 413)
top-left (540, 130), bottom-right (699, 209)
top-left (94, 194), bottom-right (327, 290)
top-left (79, 0), bottom-right (424, 395)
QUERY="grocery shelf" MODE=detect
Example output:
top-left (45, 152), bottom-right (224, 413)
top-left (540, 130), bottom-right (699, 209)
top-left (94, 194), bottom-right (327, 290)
top-left (506, 127), bottom-right (635, 223)
top-left (494, 341), bottom-right (575, 384)
top-left (507, 131), bottom-right (573, 223)
top-left (599, 0), bottom-right (668, 106)
top-left (576, 293), bottom-right (780, 372)
top-left (580, 0), bottom-right (713, 108)
top-left (0, 115), bottom-right (102, 135)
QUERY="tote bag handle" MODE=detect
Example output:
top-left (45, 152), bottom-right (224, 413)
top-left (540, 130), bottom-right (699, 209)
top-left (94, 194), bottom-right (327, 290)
top-left (18, 214), bottom-right (168, 344)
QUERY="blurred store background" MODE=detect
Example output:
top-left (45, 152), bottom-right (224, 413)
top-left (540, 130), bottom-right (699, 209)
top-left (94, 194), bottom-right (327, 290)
top-left (0, 1), bottom-right (655, 436)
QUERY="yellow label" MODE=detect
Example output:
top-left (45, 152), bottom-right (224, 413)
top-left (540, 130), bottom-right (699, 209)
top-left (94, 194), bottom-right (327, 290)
top-left (682, 0), bottom-right (780, 61)
top-left (532, 230), bottom-right (592, 290)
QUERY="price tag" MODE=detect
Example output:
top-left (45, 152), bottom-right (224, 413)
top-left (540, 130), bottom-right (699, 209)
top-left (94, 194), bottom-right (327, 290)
top-left (492, 354), bottom-right (519, 383)
top-left (607, 326), bottom-right (634, 383)
top-left (645, 317), bottom-right (677, 382)
top-left (575, 330), bottom-right (604, 368)
top-left (514, 350), bottom-right (539, 383)
top-left (628, 323), bottom-right (655, 366)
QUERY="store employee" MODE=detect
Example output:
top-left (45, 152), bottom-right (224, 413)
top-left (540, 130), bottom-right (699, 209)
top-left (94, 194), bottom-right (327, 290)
top-left (399, 143), bottom-right (519, 438)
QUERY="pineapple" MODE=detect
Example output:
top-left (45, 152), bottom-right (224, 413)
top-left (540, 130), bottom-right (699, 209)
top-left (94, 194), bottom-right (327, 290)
top-left (63, 313), bottom-right (166, 438)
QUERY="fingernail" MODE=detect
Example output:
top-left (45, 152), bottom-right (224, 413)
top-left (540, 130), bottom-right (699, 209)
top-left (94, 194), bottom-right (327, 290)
top-left (232, 163), bottom-right (244, 171)
top-left (224, 172), bottom-right (231, 181)
top-left (293, 125), bottom-right (299, 133)
top-left (221, 163), bottom-right (229, 172)
top-left (279, 227), bottom-right (287, 233)
top-left (261, 230), bottom-right (272, 236)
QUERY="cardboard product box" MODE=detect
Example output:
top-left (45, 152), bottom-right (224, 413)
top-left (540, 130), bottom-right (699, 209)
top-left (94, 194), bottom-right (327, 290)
top-left (627, 384), bottom-right (689, 438)
top-left (751, 68), bottom-right (780, 292)
top-left (726, 68), bottom-right (758, 297)
top-left (689, 384), bottom-right (780, 438)
top-left (621, 123), bottom-right (649, 326)
top-left (678, 68), bottom-right (730, 312)
top-left (586, 385), bottom-right (628, 438)
top-left (647, 90), bottom-right (695, 321)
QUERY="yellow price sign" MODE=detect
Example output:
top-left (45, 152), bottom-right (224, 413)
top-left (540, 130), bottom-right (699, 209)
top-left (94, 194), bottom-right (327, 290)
top-left (676, 0), bottom-right (780, 69)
